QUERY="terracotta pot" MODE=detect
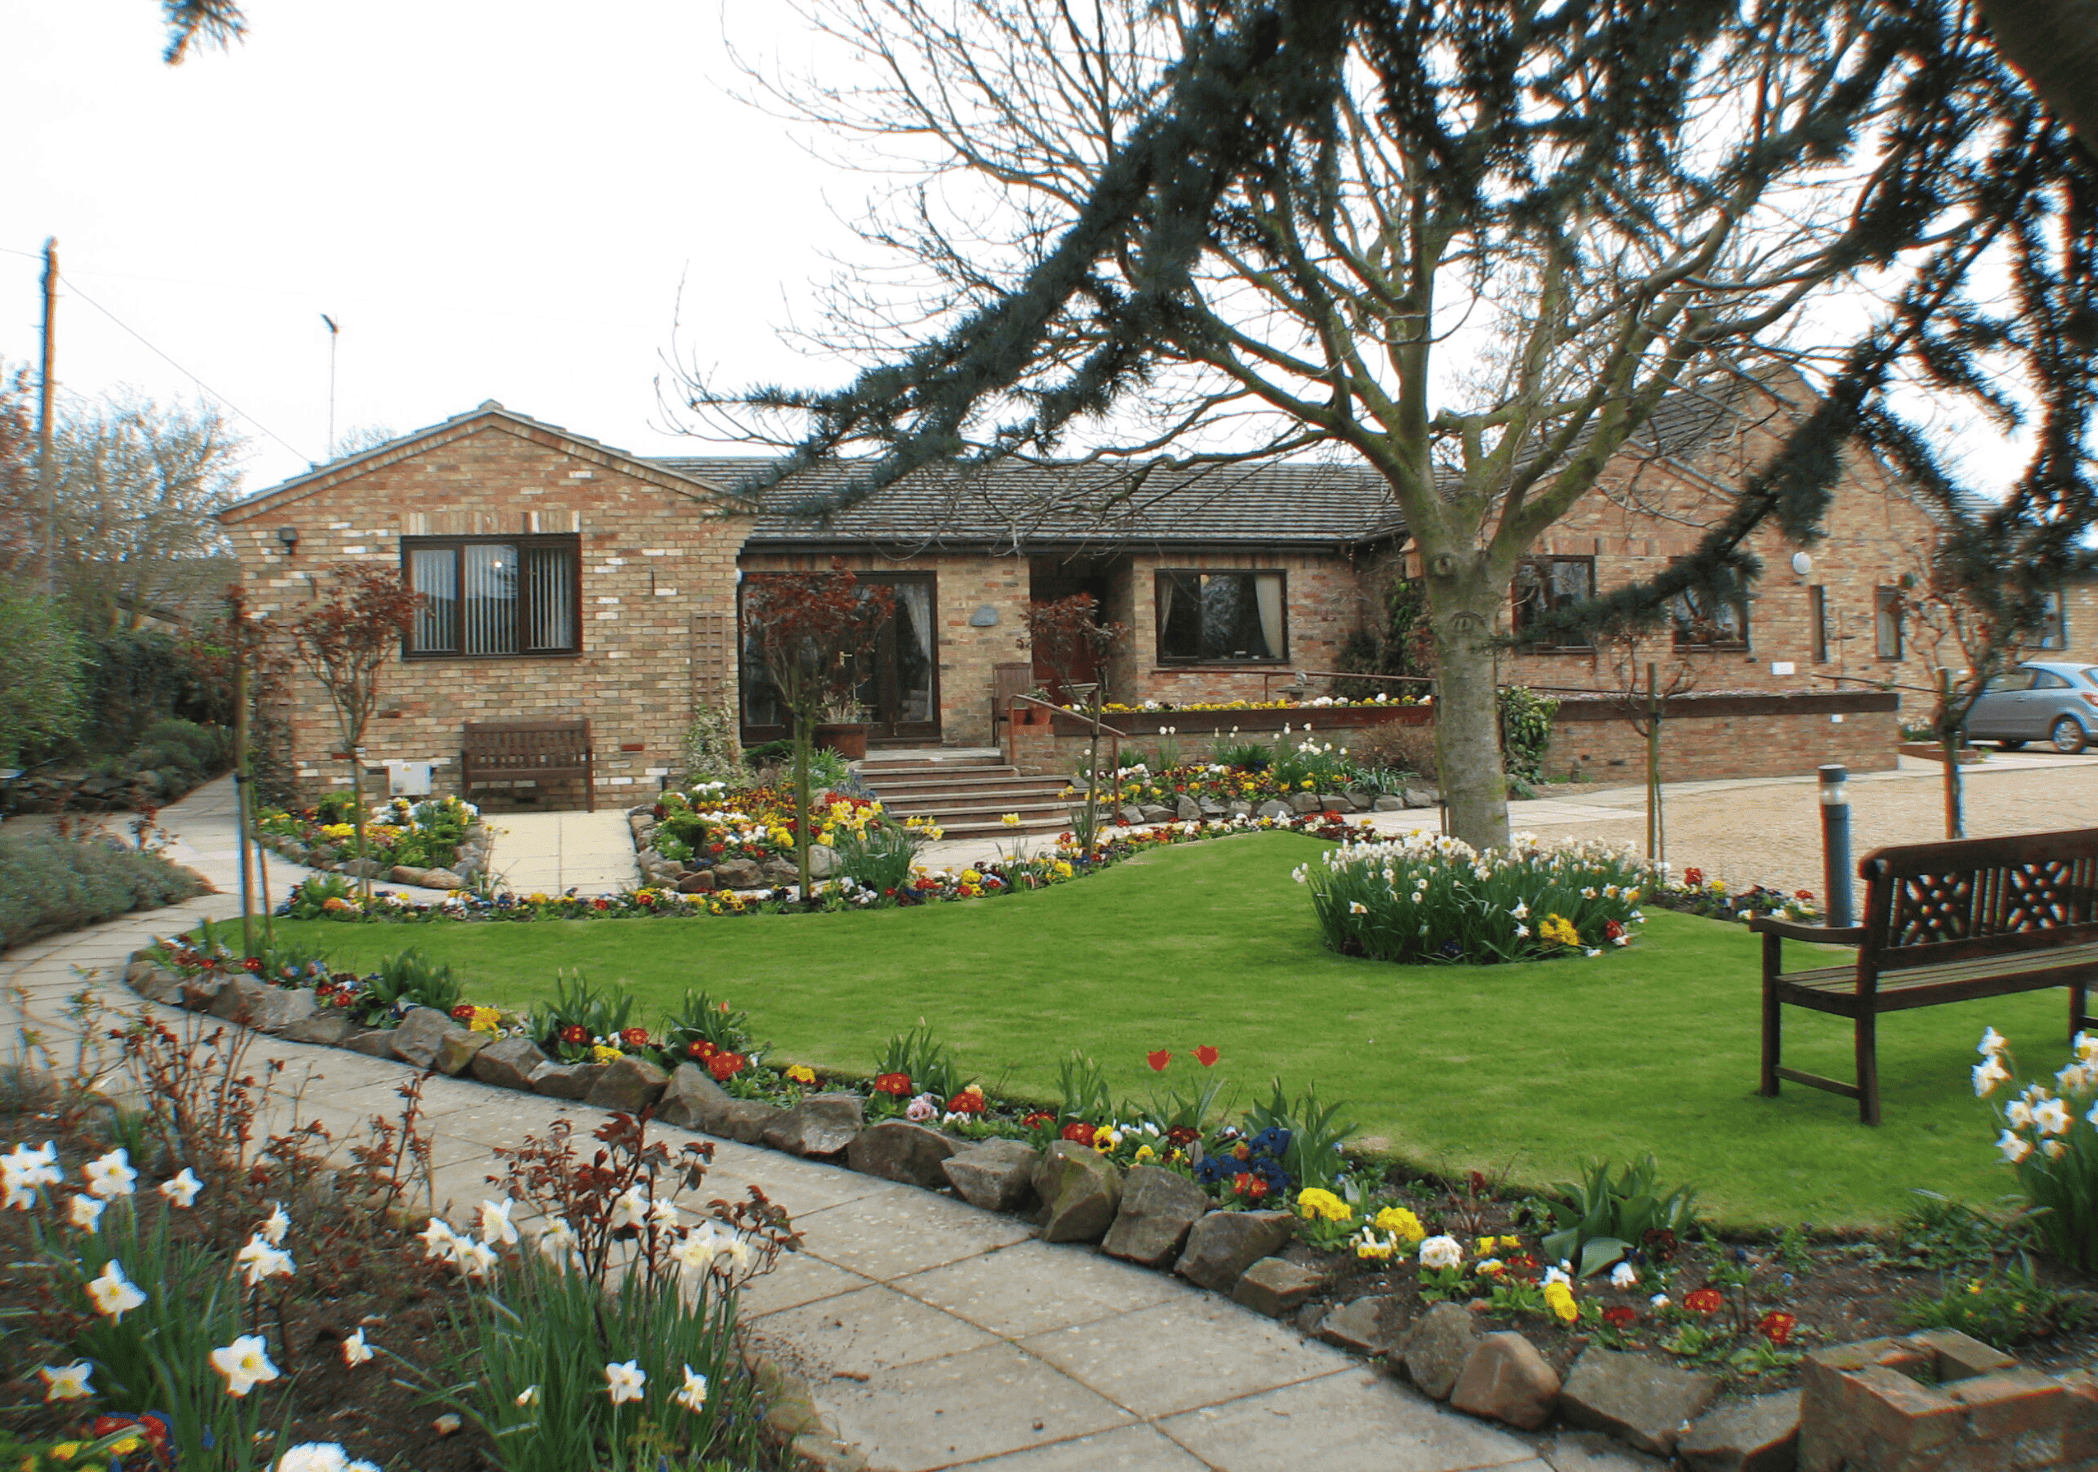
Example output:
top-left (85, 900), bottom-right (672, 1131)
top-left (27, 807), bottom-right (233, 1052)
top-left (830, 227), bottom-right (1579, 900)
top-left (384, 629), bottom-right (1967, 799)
top-left (814, 724), bottom-right (869, 760)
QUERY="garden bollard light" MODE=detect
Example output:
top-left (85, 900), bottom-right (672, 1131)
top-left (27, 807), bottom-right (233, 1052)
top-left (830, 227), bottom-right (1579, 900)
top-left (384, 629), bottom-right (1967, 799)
top-left (1818, 764), bottom-right (1852, 928)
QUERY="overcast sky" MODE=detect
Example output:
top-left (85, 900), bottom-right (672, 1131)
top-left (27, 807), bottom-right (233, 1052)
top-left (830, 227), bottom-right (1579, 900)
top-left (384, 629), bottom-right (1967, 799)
top-left (2, 1), bottom-right (861, 492)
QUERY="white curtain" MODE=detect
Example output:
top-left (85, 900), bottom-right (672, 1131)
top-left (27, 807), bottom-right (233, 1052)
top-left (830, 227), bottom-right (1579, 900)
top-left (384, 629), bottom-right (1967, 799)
top-left (1157, 574), bottom-right (1175, 634)
top-left (462, 543), bottom-right (518, 655)
top-left (893, 581), bottom-right (934, 720)
top-left (1254, 572), bottom-right (1284, 660)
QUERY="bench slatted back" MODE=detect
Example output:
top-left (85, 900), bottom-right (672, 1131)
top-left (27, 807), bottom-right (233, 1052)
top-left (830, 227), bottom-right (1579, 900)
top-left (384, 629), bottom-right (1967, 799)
top-left (463, 719), bottom-right (591, 772)
top-left (1861, 829), bottom-right (2098, 971)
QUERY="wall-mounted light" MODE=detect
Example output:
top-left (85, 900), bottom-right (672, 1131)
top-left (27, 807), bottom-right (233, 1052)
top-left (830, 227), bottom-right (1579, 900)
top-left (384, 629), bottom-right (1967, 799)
top-left (276, 526), bottom-right (300, 557)
top-left (1790, 551), bottom-right (1812, 577)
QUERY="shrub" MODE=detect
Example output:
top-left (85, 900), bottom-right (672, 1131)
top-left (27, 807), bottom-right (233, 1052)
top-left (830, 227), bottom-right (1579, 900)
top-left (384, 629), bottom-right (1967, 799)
top-left (1342, 720), bottom-right (1438, 784)
top-left (1973, 1028), bottom-right (2098, 1269)
top-left (0, 829), bottom-right (204, 951)
top-left (677, 700), bottom-right (745, 788)
top-left (350, 947), bottom-right (463, 1025)
top-left (1300, 831), bottom-right (1654, 965)
top-left (1498, 685), bottom-right (1559, 783)
top-left (0, 592), bottom-right (85, 767)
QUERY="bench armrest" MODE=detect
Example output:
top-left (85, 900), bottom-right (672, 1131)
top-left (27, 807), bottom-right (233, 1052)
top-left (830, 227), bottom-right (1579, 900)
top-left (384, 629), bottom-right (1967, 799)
top-left (1746, 916), bottom-right (1867, 945)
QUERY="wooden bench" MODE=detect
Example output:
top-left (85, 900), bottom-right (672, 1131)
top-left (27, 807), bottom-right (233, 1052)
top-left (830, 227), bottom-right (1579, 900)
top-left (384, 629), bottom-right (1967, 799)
top-left (1751, 828), bottom-right (2098, 1123)
top-left (460, 719), bottom-right (595, 812)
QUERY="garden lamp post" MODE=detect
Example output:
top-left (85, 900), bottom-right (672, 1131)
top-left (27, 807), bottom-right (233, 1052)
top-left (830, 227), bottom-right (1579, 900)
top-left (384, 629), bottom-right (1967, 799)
top-left (1819, 764), bottom-right (1853, 928)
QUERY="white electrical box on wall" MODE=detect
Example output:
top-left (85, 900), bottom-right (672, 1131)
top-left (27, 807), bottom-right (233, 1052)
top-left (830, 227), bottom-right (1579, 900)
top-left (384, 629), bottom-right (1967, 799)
top-left (386, 761), bottom-right (434, 797)
top-left (1771, 661), bottom-right (1796, 675)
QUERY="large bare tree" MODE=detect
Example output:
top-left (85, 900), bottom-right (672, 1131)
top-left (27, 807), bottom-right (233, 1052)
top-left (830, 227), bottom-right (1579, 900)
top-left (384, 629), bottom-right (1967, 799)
top-left (695, 0), bottom-right (2088, 848)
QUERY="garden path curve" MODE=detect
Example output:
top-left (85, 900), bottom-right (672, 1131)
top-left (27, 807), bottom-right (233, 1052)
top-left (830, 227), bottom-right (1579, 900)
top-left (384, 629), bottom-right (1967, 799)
top-left (2, 781), bottom-right (1635, 1472)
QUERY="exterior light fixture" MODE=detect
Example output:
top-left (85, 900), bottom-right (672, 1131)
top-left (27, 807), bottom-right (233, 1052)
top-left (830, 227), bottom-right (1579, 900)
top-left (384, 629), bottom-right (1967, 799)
top-left (276, 526), bottom-right (300, 557)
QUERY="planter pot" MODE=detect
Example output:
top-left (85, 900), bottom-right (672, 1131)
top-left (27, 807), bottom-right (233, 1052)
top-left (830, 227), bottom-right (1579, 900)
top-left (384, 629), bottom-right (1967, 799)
top-left (814, 724), bottom-right (870, 760)
top-left (1014, 705), bottom-right (1050, 727)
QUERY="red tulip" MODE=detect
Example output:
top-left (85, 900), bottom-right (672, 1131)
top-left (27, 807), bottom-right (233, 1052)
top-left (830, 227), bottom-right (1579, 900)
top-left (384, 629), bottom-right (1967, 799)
top-left (1147, 1049), bottom-right (1172, 1072)
top-left (1194, 1045), bottom-right (1220, 1068)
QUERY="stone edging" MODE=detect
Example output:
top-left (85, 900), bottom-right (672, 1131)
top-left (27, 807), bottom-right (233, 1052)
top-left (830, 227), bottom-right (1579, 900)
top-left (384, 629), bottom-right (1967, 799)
top-left (120, 956), bottom-right (2098, 1472)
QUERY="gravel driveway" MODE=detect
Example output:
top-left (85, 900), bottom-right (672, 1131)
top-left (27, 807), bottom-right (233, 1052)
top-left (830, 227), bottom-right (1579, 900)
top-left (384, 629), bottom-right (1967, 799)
top-left (1511, 751), bottom-right (2098, 900)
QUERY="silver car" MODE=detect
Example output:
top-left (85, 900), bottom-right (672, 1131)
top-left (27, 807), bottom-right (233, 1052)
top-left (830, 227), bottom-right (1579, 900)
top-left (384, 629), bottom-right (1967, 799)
top-left (1965, 661), bottom-right (2098, 753)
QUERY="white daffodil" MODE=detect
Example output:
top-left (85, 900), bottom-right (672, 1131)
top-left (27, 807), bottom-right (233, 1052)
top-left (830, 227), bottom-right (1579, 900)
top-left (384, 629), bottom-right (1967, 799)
top-left (478, 1198), bottom-right (519, 1246)
top-left (516, 1384), bottom-right (540, 1407)
top-left (68, 1193), bottom-right (107, 1232)
top-left (1418, 1235), bottom-right (1463, 1271)
top-left (274, 1445), bottom-right (379, 1472)
top-left (1514, 924), bottom-right (1531, 939)
top-left (1348, 901), bottom-right (1369, 914)
top-left (159, 1167), bottom-right (203, 1208)
top-left (648, 1198), bottom-right (681, 1231)
top-left (37, 1361), bottom-right (93, 1401)
top-left (2077, 1031), bottom-right (2098, 1064)
top-left (211, 1333), bottom-right (280, 1397)
top-left (1979, 1027), bottom-right (2008, 1059)
top-left (676, 1364), bottom-right (709, 1412)
top-left (1973, 1058), bottom-right (2011, 1097)
top-left (608, 1188), bottom-right (649, 1232)
top-left (605, 1360), bottom-right (646, 1405)
top-left (457, 1238), bottom-right (499, 1280)
top-left (3, 1140), bottom-right (61, 1209)
top-left (1509, 900), bottom-right (1530, 919)
top-left (2042, 1139), bottom-right (2068, 1159)
top-left (342, 1327), bottom-right (374, 1366)
top-left (237, 1234), bottom-right (297, 1287)
top-left (1649, 1293), bottom-right (1671, 1309)
top-left (1610, 1261), bottom-right (1640, 1289)
top-left (260, 1202), bottom-right (292, 1246)
top-left (87, 1260), bottom-right (147, 1320)
top-left (539, 1217), bottom-right (578, 1267)
top-left (2034, 1097), bottom-right (2073, 1136)
top-left (417, 1217), bottom-right (460, 1262)
top-left (2008, 1099), bottom-right (2036, 1128)
top-left (1999, 1129), bottom-right (2035, 1164)
top-left (84, 1148), bottom-right (137, 1199)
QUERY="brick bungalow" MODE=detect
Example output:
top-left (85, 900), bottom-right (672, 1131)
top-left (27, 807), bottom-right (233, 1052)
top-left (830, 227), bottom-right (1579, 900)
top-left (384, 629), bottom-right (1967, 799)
top-left (217, 381), bottom-right (1945, 805)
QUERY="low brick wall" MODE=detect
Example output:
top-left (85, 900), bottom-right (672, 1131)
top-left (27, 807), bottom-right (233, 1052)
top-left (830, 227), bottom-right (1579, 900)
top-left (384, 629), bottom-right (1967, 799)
top-left (1005, 690), bottom-right (1900, 782)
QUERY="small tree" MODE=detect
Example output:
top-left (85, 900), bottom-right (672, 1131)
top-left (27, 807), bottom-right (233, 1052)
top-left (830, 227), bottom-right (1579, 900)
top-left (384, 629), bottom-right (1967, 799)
top-left (743, 560), bottom-right (895, 899)
top-left (283, 564), bottom-right (423, 896)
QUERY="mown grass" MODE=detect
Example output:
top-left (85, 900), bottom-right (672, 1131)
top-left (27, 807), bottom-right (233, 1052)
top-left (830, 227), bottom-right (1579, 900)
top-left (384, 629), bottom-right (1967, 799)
top-left (268, 832), bottom-right (2074, 1229)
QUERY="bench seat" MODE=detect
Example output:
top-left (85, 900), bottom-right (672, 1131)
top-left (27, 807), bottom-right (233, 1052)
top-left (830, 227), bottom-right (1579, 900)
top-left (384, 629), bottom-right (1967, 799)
top-left (460, 719), bottom-right (595, 811)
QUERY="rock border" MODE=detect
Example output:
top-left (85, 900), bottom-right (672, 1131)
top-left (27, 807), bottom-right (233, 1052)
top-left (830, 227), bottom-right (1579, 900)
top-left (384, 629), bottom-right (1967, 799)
top-left (121, 952), bottom-right (2098, 1472)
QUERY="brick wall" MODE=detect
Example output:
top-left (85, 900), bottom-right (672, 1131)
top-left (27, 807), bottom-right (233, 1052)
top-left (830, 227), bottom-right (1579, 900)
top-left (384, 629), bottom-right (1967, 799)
top-left (220, 411), bottom-right (748, 807)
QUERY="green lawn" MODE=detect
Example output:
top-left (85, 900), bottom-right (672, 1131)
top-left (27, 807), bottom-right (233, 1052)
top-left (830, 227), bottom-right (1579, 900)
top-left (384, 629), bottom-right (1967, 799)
top-left (268, 832), bottom-right (2077, 1230)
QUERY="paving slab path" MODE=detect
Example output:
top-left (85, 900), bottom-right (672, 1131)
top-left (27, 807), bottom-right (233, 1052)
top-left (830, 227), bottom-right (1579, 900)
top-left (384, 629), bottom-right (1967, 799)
top-left (1, 781), bottom-right (1576, 1472)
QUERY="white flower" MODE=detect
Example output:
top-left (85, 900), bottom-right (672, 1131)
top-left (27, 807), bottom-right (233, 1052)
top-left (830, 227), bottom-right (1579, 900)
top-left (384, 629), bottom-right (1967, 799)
top-left (261, 1202), bottom-right (292, 1246)
top-left (2035, 1097), bottom-right (2073, 1136)
top-left (274, 1446), bottom-right (355, 1472)
top-left (212, 1333), bottom-right (280, 1396)
top-left (86, 1260), bottom-right (147, 1320)
top-left (237, 1234), bottom-right (297, 1287)
top-left (478, 1198), bottom-right (519, 1246)
top-left (2043, 1139), bottom-right (2068, 1159)
top-left (1510, 901), bottom-right (1530, 920)
top-left (457, 1238), bottom-right (499, 1280)
top-left (1584, 947), bottom-right (1601, 958)
top-left (159, 1167), bottom-right (203, 1208)
top-left (1979, 1027), bottom-right (2008, 1058)
top-left (1514, 924), bottom-right (1531, 939)
top-left (1610, 1262), bottom-right (1639, 1289)
top-left (515, 1384), bottom-right (541, 1407)
top-left (675, 1364), bottom-right (709, 1413)
top-left (539, 1216), bottom-right (578, 1266)
top-left (68, 1193), bottom-right (106, 1232)
top-left (1542, 1265), bottom-right (1572, 1289)
top-left (342, 1327), bottom-right (374, 1366)
top-left (1349, 901), bottom-right (1368, 914)
top-left (37, 1361), bottom-right (93, 1401)
top-left (3, 1140), bottom-right (61, 1209)
top-left (1418, 1235), bottom-right (1463, 1271)
top-left (1998, 1129), bottom-right (2034, 1164)
top-left (1973, 1058), bottom-right (2011, 1097)
top-left (649, 1197), bottom-right (682, 1231)
top-left (1411, 893), bottom-right (1424, 905)
top-left (418, 1217), bottom-right (460, 1262)
top-left (1650, 1293), bottom-right (1671, 1309)
top-left (2008, 1099), bottom-right (2035, 1128)
top-left (608, 1188), bottom-right (649, 1232)
top-left (2077, 1031), bottom-right (2098, 1064)
top-left (605, 1359), bottom-right (646, 1405)
top-left (84, 1148), bottom-right (137, 1198)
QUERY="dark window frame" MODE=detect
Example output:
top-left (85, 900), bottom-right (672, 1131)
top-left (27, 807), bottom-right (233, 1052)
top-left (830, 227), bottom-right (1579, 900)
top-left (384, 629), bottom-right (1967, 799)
top-left (1511, 555), bottom-right (1597, 649)
top-left (2038, 590), bottom-right (2069, 651)
top-left (1153, 568), bottom-right (1290, 665)
top-left (1670, 585), bottom-right (1750, 651)
top-left (1809, 585), bottom-right (1830, 664)
top-left (1874, 585), bottom-right (1903, 661)
top-left (400, 533), bottom-right (583, 660)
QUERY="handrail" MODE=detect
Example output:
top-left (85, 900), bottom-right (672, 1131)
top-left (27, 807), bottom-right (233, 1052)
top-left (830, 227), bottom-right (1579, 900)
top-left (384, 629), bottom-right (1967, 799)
top-left (1008, 693), bottom-right (1128, 739)
top-left (1005, 694), bottom-right (1122, 802)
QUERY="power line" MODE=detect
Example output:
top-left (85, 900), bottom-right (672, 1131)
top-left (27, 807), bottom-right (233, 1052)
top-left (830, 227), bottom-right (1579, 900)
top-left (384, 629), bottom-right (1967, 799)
top-left (56, 278), bottom-right (313, 462)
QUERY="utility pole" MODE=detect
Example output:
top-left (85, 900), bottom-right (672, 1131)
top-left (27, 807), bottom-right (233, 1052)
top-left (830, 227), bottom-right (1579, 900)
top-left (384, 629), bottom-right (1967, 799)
top-left (321, 314), bottom-right (339, 459)
top-left (37, 238), bottom-right (57, 598)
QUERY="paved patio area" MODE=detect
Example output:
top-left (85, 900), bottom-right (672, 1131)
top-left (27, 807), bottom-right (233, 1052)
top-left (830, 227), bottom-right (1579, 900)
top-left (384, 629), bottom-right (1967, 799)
top-left (0, 782), bottom-right (1605, 1472)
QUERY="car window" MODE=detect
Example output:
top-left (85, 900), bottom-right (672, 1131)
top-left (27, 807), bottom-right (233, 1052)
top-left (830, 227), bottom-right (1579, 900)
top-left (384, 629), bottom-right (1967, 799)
top-left (2081, 667), bottom-right (2098, 686)
top-left (2032, 671), bottom-right (2071, 690)
top-left (1985, 671), bottom-right (2034, 693)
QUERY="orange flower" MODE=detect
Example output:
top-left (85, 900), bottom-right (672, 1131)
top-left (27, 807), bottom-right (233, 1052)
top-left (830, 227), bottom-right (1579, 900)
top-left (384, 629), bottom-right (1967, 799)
top-left (1684, 1287), bottom-right (1724, 1315)
top-left (1147, 1049), bottom-right (1172, 1072)
top-left (1757, 1311), bottom-right (1797, 1346)
top-left (1194, 1045), bottom-right (1220, 1068)
top-left (874, 1072), bottom-right (912, 1096)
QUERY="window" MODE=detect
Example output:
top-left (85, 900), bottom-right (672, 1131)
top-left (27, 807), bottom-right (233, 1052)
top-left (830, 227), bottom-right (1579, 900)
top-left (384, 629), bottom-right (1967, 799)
top-left (1156, 570), bottom-right (1286, 662)
top-left (1874, 586), bottom-right (1902, 660)
top-left (1809, 586), bottom-right (1830, 663)
top-left (2032, 669), bottom-right (2071, 691)
top-left (402, 536), bottom-right (579, 657)
top-left (1670, 586), bottom-right (1748, 649)
top-left (1512, 557), bottom-right (1595, 647)
top-left (2038, 591), bottom-right (2068, 651)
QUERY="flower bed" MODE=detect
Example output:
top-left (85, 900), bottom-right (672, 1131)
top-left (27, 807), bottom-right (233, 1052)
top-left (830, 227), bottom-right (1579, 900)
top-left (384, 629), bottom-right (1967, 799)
top-left (253, 796), bottom-right (487, 888)
top-left (3, 1014), bottom-right (798, 1471)
top-left (1640, 865), bottom-right (1821, 925)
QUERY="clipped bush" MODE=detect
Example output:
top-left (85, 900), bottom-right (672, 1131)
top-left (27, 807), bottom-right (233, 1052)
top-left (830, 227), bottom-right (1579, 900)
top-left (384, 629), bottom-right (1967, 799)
top-left (0, 828), bottom-right (205, 951)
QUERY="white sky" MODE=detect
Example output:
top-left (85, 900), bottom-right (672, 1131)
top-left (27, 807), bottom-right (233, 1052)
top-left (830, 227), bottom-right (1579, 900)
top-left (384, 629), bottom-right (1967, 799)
top-left (1, 0), bottom-right (856, 493)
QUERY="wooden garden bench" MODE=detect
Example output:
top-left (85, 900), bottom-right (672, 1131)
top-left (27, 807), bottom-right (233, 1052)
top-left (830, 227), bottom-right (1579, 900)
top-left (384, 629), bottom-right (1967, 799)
top-left (1751, 828), bottom-right (2098, 1124)
top-left (459, 719), bottom-right (595, 811)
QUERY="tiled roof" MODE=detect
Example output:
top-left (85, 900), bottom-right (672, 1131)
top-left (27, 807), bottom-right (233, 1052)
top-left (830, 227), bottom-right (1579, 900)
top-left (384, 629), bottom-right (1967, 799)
top-left (655, 456), bottom-right (1406, 551)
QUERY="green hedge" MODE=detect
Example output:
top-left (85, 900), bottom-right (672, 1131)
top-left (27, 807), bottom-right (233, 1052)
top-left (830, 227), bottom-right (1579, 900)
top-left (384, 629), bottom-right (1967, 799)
top-left (0, 828), bottom-right (206, 951)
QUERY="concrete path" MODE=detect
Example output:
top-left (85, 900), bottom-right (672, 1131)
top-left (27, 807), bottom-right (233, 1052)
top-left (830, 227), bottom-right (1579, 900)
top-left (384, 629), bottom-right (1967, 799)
top-left (473, 806), bottom-right (640, 894)
top-left (0, 786), bottom-right (1602, 1472)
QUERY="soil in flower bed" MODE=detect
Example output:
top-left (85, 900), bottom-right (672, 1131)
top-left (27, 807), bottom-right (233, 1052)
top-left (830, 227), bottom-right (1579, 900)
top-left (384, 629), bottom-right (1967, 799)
top-left (1300, 1168), bottom-right (2098, 1396)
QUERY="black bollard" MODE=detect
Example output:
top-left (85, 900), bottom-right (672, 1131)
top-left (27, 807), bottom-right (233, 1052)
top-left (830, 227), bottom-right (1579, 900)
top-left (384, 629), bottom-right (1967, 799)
top-left (1818, 764), bottom-right (1853, 928)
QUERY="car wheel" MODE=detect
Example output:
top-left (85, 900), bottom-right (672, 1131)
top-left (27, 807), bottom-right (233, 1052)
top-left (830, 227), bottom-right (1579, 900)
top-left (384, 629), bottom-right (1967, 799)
top-left (2051, 717), bottom-right (2088, 755)
top-left (1997, 739), bottom-right (2027, 751)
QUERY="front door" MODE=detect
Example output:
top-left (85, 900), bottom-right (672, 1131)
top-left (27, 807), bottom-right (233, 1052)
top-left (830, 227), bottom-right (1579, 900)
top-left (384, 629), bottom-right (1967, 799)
top-left (855, 575), bottom-right (940, 742)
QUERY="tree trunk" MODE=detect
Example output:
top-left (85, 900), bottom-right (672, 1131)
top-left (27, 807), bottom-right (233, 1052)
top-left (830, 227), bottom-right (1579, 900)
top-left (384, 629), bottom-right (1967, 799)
top-left (793, 713), bottom-right (814, 901)
top-left (1424, 554), bottom-right (1511, 850)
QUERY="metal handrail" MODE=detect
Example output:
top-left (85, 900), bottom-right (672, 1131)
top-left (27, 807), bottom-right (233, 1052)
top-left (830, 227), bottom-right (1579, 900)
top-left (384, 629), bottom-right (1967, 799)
top-left (1006, 694), bottom-right (1123, 794)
